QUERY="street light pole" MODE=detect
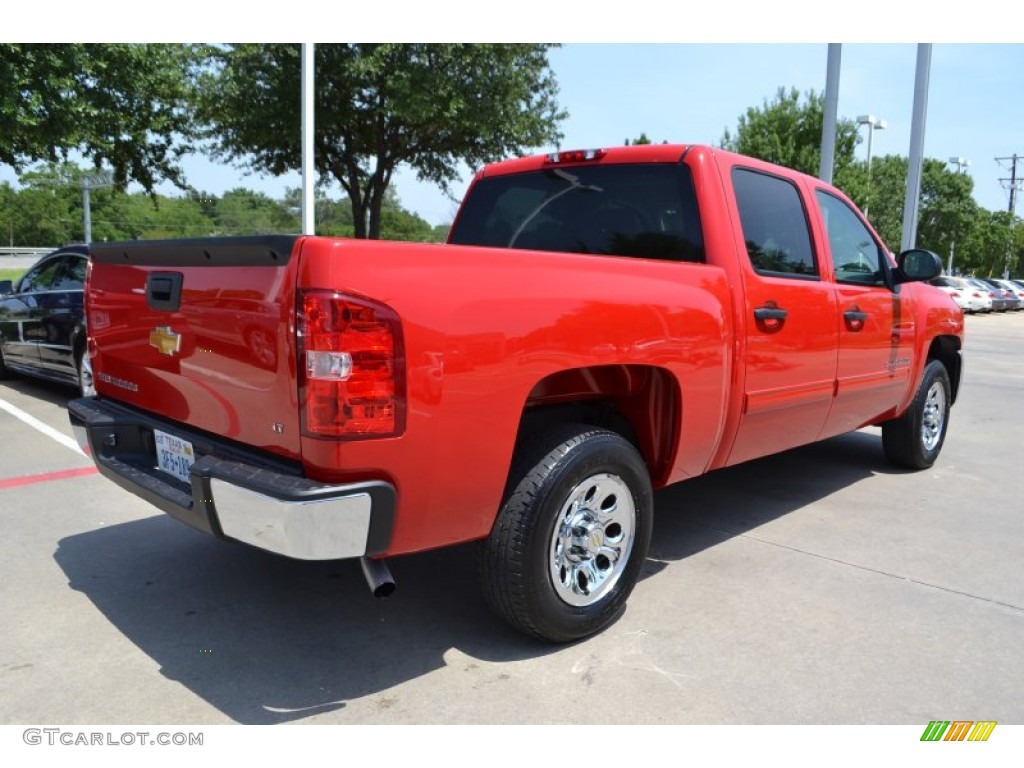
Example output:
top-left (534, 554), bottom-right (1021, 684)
top-left (856, 114), bottom-right (887, 215)
top-left (947, 157), bottom-right (971, 275)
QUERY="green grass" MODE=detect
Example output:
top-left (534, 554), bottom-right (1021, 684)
top-left (0, 268), bottom-right (25, 285)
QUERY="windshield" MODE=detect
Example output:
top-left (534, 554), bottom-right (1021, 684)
top-left (449, 163), bottom-right (705, 263)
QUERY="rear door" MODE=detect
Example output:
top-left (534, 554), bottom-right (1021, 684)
top-left (724, 166), bottom-right (839, 466)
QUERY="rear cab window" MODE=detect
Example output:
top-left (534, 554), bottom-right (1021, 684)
top-left (449, 163), bottom-right (705, 263)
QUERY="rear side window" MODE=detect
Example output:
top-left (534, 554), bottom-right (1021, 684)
top-left (52, 255), bottom-right (87, 291)
top-left (732, 168), bottom-right (818, 277)
top-left (449, 163), bottom-right (705, 263)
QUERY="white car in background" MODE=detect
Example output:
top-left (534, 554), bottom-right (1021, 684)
top-left (929, 276), bottom-right (991, 313)
top-left (967, 278), bottom-right (1004, 312)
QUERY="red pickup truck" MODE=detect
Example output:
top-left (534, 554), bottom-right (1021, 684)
top-left (69, 144), bottom-right (964, 642)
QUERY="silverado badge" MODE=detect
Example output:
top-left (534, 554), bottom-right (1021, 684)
top-left (149, 326), bottom-right (182, 356)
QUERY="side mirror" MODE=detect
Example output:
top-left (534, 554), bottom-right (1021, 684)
top-left (894, 249), bottom-right (943, 284)
top-left (0, 280), bottom-right (12, 295)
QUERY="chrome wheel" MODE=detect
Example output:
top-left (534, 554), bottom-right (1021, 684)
top-left (921, 380), bottom-right (946, 452)
top-left (549, 472), bottom-right (636, 607)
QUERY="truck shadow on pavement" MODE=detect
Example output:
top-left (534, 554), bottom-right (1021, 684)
top-left (53, 428), bottom-right (902, 724)
top-left (644, 428), bottom-right (904, 576)
top-left (54, 518), bottom-right (545, 724)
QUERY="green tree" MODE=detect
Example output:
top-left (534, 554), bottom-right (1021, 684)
top-left (281, 185), bottom-right (445, 242)
top-left (214, 189), bottom-right (299, 235)
top-left (964, 210), bottom-right (1022, 277)
top-left (9, 164), bottom-right (81, 245)
top-left (377, 188), bottom-right (436, 242)
top-left (718, 89), bottom-right (1016, 269)
top-left (0, 182), bottom-right (18, 247)
top-left (721, 87), bottom-right (862, 183)
top-left (198, 44), bottom-right (566, 239)
top-left (855, 154), bottom-right (905, 250)
top-left (0, 44), bottom-right (203, 192)
top-left (916, 159), bottom-right (978, 269)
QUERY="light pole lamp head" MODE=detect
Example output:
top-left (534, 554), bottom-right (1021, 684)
top-left (857, 115), bottom-right (887, 130)
top-left (948, 157), bottom-right (971, 173)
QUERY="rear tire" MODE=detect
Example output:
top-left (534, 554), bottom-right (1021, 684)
top-left (478, 425), bottom-right (653, 643)
top-left (882, 360), bottom-right (951, 469)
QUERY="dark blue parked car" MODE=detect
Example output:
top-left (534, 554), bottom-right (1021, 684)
top-left (0, 245), bottom-right (94, 396)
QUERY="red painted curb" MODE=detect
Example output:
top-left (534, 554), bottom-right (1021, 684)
top-left (0, 466), bottom-right (99, 490)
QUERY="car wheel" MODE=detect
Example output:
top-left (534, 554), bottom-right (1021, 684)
top-left (477, 425), bottom-right (652, 643)
top-left (246, 328), bottom-right (277, 368)
top-left (77, 350), bottom-right (96, 397)
top-left (882, 359), bottom-right (951, 470)
top-left (0, 344), bottom-right (9, 379)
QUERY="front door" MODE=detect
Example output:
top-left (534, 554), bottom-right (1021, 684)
top-left (0, 255), bottom-right (63, 370)
top-left (814, 189), bottom-right (914, 438)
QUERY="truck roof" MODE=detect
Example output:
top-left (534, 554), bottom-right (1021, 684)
top-left (473, 143), bottom-right (825, 188)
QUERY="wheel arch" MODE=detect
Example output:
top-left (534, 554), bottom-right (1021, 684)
top-left (927, 334), bottom-right (962, 404)
top-left (515, 364), bottom-right (681, 488)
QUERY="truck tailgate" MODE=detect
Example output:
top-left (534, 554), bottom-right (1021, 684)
top-left (87, 237), bottom-right (302, 459)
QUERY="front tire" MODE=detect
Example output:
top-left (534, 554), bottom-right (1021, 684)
top-left (882, 359), bottom-right (951, 469)
top-left (478, 425), bottom-right (653, 643)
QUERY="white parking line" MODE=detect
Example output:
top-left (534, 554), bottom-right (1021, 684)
top-left (0, 397), bottom-right (85, 456)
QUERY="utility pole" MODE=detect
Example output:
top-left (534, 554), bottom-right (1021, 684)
top-left (997, 154), bottom-right (1022, 277)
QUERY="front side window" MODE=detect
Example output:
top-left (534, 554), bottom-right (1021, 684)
top-left (816, 190), bottom-right (887, 286)
top-left (449, 163), bottom-right (705, 263)
top-left (18, 257), bottom-right (63, 293)
top-left (732, 168), bottom-right (818, 277)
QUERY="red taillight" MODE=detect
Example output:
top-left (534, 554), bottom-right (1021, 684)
top-left (298, 290), bottom-right (405, 439)
top-left (545, 148), bottom-right (606, 164)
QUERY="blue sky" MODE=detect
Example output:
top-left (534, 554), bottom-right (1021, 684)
top-left (3, 33), bottom-right (1022, 229)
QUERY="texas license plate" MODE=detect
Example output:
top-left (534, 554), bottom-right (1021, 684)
top-left (154, 429), bottom-right (195, 484)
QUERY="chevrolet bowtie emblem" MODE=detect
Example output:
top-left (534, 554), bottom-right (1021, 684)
top-left (149, 326), bottom-right (182, 356)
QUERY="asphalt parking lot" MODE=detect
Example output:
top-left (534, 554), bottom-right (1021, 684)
top-left (1, 312), bottom-right (1022, 727)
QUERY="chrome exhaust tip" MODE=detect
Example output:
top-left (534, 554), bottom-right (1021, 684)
top-left (360, 557), bottom-right (395, 598)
